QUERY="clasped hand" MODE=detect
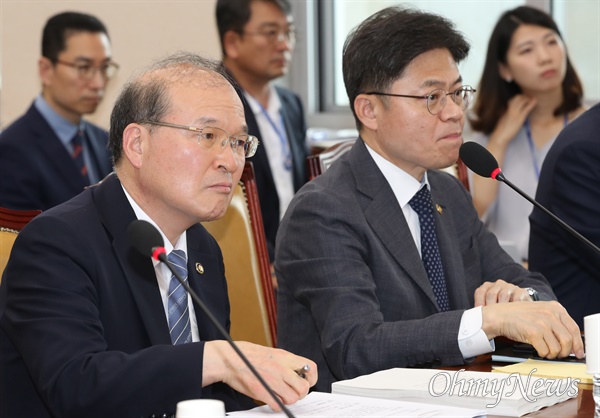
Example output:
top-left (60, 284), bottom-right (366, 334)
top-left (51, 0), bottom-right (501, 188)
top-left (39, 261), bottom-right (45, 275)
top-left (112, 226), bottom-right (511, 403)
top-left (475, 280), bottom-right (584, 360)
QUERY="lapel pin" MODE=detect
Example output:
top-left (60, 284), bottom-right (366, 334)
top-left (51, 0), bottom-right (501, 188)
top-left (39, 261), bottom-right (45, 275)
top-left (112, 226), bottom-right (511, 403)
top-left (195, 262), bottom-right (205, 274)
top-left (436, 204), bottom-right (443, 214)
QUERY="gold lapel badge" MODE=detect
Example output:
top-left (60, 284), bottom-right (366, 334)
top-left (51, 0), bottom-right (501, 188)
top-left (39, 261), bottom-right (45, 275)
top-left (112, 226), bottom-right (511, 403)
top-left (436, 204), bottom-right (443, 214)
top-left (195, 262), bottom-right (205, 274)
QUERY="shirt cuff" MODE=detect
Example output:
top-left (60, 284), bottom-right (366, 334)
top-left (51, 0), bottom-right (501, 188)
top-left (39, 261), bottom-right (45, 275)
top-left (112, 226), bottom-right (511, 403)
top-left (457, 306), bottom-right (495, 359)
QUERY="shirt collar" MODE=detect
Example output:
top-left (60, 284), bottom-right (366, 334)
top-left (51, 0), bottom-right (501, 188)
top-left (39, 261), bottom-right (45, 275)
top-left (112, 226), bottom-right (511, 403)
top-left (243, 85), bottom-right (282, 116)
top-left (121, 185), bottom-right (187, 258)
top-left (364, 142), bottom-right (430, 209)
top-left (34, 95), bottom-right (83, 145)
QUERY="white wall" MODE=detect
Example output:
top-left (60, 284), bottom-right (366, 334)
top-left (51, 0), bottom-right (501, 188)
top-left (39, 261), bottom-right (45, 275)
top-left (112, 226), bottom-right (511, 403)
top-left (3, 1), bottom-right (597, 133)
top-left (555, 0), bottom-right (600, 102)
top-left (0, 0), bottom-right (221, 130)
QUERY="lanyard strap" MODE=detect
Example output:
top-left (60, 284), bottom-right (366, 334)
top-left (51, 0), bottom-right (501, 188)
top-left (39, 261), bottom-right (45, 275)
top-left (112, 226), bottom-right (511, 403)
top-left (258, 103), bottom-right (292, 171)
top-left (524, 113), bottom-right (568, 179)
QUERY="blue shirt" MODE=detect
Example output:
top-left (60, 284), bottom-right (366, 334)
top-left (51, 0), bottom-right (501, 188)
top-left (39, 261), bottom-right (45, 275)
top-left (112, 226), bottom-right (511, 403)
top-left (34, 95), bottom-right (101, 183)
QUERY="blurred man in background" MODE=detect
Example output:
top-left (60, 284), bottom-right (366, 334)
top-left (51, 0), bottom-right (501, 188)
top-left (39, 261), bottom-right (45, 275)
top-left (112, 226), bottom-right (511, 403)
top-left (217, 0), bottom-right (309, 262)
top-left (0, 11), bottom-right (115, 210)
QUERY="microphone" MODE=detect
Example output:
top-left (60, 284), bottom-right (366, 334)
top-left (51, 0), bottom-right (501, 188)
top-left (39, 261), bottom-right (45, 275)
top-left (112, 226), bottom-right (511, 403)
top-left (459, 141), bottom-right (600, 257)
top-left (127, 220), bottom-right (296, 418)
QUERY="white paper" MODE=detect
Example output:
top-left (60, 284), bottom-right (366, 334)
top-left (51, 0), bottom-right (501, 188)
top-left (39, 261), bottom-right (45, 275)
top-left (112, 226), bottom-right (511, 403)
top-left (331, 367), bottom-right (576, 416)
top-left (227, 391), bottom-right (486, 417)
top-left (585, 313), bottom-right (600, 374)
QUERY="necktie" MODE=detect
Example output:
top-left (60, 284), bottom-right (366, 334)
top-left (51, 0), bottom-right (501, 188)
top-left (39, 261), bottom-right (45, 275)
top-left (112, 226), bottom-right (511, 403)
top-left (167, 249), bottom-right (192, 345)
top-left (71, 129), bottom-right (89, 180)
top-left (409, 186), bottom-right (451, 311)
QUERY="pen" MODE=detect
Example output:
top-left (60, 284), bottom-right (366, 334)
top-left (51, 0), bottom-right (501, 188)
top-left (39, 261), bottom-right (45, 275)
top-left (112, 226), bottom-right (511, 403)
top-left (295, 364), bottom-right (310, 379)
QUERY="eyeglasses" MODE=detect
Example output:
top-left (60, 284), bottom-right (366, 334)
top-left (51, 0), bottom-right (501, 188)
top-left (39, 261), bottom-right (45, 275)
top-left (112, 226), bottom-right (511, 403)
top-left (242, 28), bottom-right (296, 44)
top-left (55, 59), bottom-right (120, 81)
top-left (364, 86), bottom-right (476, 115)
top-left (140, 121), bottom-right (259, 158)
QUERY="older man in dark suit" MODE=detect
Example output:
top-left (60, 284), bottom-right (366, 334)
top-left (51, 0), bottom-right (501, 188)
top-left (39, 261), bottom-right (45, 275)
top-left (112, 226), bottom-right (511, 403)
top-left (275, 6), bottom-right (583, 393)
top-left (0, 52), bottom-right (316, 418)
top-left (0, 12), bottom-right (114, 210)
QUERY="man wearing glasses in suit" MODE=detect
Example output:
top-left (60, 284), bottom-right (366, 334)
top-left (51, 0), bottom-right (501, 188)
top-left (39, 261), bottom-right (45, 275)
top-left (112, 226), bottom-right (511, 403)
top-left (216, 0), bottom-right (309, 263)
top-left (275, 6), bottom-right (584, 393)
top-left (0, 52), bottom-right (316, 418)
top-left (0, 11), bottom-right (115, 210)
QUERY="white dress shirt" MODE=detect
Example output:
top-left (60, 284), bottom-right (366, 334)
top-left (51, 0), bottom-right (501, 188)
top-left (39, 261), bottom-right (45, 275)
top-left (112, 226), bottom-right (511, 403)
top-left (122, 186), bottom-right (200, 342)
top-left (244, 87), bottom-right (295, 219)
top-left (365, 144), bottom-right (494, 358)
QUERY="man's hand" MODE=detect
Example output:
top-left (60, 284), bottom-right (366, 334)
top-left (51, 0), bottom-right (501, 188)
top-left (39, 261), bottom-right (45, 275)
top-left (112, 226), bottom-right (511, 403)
top-left (203, 341), bottom-right (317, 411)
top-left (474, 280), bottom-right (532, 306)
top-left (481, 301), bottom-right (584, 359)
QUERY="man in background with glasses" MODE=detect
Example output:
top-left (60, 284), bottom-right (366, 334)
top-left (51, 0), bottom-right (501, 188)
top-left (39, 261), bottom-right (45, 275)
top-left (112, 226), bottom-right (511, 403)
top-left (0, 52), bottom-right (316, 418)
top-left (0, 11), bottom-right (115, 211)
top-left (216, 0), bottom-right (309, 265)
top-left (275, 6), bottom-right (583, 392)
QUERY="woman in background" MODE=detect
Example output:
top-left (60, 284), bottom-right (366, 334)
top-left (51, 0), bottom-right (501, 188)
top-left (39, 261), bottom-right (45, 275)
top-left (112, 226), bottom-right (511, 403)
top-left (469, 5), bottom-right (585, 262)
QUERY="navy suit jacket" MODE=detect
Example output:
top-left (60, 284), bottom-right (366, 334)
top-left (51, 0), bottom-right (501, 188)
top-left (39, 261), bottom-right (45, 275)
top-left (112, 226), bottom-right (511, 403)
top-left (237, 85), bottom-right (309, 260)
top-left (0, 103), bottom-right (113, 210)
top-left (276, 139), bottom-right (555, 392)
top-left (529, 103), bottom-right (600, 327)
top-left (0, 174), bottom-right (251, 418)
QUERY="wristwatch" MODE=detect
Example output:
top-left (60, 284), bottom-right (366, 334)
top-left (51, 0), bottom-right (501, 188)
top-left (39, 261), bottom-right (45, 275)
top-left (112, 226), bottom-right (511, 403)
top-left (526, 287), bottom-right (539, 301)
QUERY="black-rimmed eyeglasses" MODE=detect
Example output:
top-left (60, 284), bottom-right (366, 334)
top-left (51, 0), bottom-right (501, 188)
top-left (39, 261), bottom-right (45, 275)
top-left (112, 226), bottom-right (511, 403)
top-left (363, 86), bottom-right (476, 115)
top-left (139, 121), bottom-right (259, 158)
top-left (55, 59), bottom-right (119, 81)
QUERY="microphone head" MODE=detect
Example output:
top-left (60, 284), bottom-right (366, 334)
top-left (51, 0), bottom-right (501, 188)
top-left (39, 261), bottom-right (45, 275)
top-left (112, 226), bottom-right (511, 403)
top-left (459, 141), bottom-right (500, 179)
top-left (127, 220), bottom-right (164, 258)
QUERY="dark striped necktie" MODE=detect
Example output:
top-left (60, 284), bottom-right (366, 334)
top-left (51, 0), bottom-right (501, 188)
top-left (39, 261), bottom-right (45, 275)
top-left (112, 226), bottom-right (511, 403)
top-left (167, 249), bottom-right (192, 345)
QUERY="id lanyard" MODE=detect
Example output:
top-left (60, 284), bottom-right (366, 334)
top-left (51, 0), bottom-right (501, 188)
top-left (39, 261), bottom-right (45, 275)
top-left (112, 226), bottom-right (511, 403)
top-left (524, 113), bottom-right (568, 179)
top-left (258, 103), bottom-right (292, 171)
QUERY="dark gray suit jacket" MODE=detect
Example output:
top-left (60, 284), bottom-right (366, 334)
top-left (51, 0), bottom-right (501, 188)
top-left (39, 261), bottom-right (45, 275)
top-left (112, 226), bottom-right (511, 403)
top-left (275, 139), bottom-right (554, 392)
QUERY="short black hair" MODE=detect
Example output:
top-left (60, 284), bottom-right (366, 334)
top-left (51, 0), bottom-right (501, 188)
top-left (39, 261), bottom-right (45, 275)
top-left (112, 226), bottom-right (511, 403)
top-left (215, 0), bottom-right (291, 56)
top-left (343, 6), bottom-right (470, 129)
top-left (42, 11), bottom-right (109, 62)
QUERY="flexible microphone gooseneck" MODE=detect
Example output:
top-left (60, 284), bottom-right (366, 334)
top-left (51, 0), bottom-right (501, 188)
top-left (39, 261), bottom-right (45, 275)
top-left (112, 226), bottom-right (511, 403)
top-left (459, 141), bottom-right (600, 257)
top-left (127, 220), bottom-right (296, 418)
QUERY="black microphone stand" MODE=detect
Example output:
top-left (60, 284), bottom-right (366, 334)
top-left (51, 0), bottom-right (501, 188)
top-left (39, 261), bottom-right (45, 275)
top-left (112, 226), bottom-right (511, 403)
top-left (157, 251), bottom-right (296, 418)
top-left (459, 141), bottom-right (600, 258)
top-left (495, 172), bottom-right (600, 257)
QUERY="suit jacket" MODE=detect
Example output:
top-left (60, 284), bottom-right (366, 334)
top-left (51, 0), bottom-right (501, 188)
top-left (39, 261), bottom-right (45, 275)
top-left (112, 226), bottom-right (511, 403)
top-left (0, 103), bottom-right (113, 210)
top-left (0, 174), bottom-right (251, 418)
top-left (238, 85), bottom-right (309, 260)
top-left (529, 103), bottom-right (600, 328)
top-left (275, 139), bottom-right (555, 392)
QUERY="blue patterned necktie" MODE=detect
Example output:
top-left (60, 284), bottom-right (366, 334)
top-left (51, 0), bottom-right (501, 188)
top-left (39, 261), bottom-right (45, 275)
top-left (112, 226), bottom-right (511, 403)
top-left (167, 249), bottom-right (192, 345)
top-left (409, 186), bottom-right (451, 312)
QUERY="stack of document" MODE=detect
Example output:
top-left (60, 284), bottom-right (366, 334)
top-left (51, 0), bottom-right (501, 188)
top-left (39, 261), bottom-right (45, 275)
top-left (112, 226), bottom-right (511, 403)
top-left (331, 367), bottom-right (577, 417)
top-left (492, 359), bottom-right (592, 384)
